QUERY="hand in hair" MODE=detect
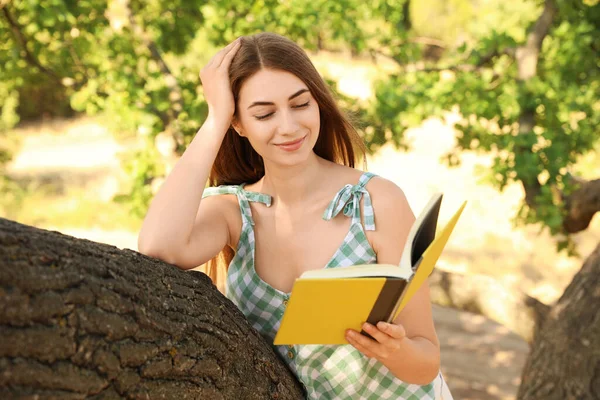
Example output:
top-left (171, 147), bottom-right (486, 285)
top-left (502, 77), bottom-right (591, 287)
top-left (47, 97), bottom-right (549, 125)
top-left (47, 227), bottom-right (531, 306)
top-left (199, 38), bottom-right (242, 127)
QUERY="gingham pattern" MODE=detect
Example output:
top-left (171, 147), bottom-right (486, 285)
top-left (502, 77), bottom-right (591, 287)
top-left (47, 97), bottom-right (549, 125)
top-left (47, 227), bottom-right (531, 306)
top-left (202, 172), bottom-right (435, 399)
top-left (323, 173), bottom-right (376, 231)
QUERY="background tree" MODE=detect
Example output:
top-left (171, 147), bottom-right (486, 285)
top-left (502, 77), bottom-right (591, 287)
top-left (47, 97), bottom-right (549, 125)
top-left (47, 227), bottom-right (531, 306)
top-left (363, 0), bottom-right (599, 252)
top-left (356, 0), bottom-right (600, 397)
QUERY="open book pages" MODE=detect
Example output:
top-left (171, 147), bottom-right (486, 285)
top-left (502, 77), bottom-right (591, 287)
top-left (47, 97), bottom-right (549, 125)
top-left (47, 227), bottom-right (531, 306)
top-left (399, 192), bottom-right (443, 271)
top-left (299, 263), bottom-right (413, 280)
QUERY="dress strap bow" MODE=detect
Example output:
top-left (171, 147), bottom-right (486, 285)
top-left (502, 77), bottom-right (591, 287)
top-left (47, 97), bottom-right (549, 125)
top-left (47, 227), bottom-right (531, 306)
top-left (322, 173), bottom-right (376, 230)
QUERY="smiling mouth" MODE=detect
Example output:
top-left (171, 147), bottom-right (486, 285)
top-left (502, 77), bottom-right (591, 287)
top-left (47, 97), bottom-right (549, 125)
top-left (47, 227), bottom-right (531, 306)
top-left (274, 135), bottom-right (307, 152)
top-left (275, 136), bottom-right (306, 146)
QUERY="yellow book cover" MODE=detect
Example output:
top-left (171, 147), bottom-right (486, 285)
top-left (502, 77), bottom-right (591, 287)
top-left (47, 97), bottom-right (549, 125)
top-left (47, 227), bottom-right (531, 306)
top-left (274, 194), bottom-right (466, 345)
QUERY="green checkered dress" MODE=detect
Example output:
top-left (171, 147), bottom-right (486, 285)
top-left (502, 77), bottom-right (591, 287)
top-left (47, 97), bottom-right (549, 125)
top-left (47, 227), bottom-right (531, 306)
top-left (203, 172), bottom-right (435, 399)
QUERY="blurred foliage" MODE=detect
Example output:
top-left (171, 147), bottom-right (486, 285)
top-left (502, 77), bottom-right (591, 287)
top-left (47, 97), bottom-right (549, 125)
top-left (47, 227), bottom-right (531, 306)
top-left (1, 179), bottom-right (141, 231)
top-left (365, 0), bottom-right (599, 253)
top-left (1, 0), bottom-right (598, 252)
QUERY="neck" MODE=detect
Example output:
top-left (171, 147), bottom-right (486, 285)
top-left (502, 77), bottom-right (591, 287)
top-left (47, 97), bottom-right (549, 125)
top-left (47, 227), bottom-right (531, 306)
top-left (259, 152), bottom-right (326, 208)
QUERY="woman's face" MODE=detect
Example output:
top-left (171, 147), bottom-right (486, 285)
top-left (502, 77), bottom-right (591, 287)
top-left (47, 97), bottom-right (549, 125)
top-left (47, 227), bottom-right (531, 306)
top-left (234, 68), bottom-right (321, 167)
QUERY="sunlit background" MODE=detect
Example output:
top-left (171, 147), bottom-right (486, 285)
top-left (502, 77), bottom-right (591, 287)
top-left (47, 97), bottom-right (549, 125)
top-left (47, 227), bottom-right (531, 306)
top-left (2, 0), bottom-right (599, 399)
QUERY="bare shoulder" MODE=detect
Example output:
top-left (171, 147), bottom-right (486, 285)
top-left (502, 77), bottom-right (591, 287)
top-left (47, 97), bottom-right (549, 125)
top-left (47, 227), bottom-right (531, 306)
top-left (202, 191), bottom-right (241, 214)
top-left (321, 161), bottom-right (369, 186)
top-left (325, 162), bottom-right (409, 205)
top-left (363, 175), bottom-right (416, 258)
top-left (366, 175), bottom-right (413, 219)
top-left (200, 189), bottom-right (243, 248)
top-left (325, 164), bottom-right (413, 220)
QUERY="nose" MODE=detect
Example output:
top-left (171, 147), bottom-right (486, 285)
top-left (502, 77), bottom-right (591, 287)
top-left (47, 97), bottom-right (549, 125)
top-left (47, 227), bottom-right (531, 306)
top-left (277, 108), bottom-right (300, 135)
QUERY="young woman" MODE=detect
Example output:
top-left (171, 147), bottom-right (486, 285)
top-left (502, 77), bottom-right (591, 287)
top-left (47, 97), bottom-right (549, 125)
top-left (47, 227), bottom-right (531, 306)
top-left (138, 32), bottom-right (449, 399)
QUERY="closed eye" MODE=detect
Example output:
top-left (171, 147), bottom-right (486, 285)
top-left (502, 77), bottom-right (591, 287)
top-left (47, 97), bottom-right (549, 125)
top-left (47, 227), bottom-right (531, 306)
top-left (293, 101), bottom-right (310, 109)
top-left (255, 113), bottom-right (274, 121)
top-left (255, 101), bottom-right (311, 121)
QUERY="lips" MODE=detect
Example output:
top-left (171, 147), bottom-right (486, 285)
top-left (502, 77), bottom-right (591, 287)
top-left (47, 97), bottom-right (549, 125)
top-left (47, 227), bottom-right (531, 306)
top-left (275, 136), bottom-right (305, 146)
top-left (274, 135), bottom-right (307, 152)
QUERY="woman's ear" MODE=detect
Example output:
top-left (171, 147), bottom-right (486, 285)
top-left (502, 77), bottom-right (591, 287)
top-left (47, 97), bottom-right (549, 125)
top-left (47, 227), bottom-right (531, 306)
top-left (231, 118), bottom-right (244, 137)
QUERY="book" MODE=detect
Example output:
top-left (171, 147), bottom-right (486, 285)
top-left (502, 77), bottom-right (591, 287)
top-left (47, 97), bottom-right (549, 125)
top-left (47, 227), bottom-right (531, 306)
top-left (273, 193), bottom-right (466, 345)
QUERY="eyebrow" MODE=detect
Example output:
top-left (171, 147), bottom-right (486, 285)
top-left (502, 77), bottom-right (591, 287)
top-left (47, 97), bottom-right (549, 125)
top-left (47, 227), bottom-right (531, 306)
top-left (247, 89), bottom-right (310, 109)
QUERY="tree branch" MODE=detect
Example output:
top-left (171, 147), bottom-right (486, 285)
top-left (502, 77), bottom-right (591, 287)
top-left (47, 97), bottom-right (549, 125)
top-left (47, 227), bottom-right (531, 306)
top-left (377, 2), bottom-right (555, 77)
top-left (409, 37), bottom-right (447, 49)
top-left (126, 7), bottom-right (183, 136)
top-left (0, 217), bottom-right (305, 398)
top-left (2, 6), bottom-right (63, 84)
top-left (406, 0), bottom-right (555, 77)
top-left (526, 0), bottom-right (557, 55)
top-left (515, 0), bottom-right (557, 208)
top-left (401, 0), bottom-right (411, 31)
top-left (563, 177), bottom-right (600, 233)
top-left (429, 269), bottom-right (550, 344)
top-left (375, 46), bottom-right (514, 73)
top-left (516, 0), bottom-right (557, 81)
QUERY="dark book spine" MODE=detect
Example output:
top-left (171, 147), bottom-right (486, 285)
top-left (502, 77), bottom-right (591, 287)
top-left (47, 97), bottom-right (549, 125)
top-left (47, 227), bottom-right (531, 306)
top-left (360, 278), bottom-right (408, 340)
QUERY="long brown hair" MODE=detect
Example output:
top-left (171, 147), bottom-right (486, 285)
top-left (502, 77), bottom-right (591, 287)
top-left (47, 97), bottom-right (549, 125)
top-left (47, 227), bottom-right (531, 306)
top-left (205, 32), bottom-right (366, 288)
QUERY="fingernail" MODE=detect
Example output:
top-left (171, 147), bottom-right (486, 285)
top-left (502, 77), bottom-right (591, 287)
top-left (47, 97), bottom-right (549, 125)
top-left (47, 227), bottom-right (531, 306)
top-left (377, 322), bottom-right (387, 330)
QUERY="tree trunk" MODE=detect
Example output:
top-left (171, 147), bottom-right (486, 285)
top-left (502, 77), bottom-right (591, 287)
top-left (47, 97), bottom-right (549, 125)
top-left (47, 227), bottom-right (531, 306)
top-left (514, 0), bottom-right (556, 208)
top-left (0, 218), bottom-right (304, 399)
top-left (517, 242), bottom-right (600, 400)
top-left (3, 217), bottom-right (600, 399)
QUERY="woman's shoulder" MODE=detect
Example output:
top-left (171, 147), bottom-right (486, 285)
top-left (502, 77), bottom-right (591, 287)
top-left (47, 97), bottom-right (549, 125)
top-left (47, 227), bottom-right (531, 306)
top-left (328, 164), bottom-right (411, 213)
top-left (363, 173), bottom-right (407, 200)
top-left (202, 183), bottom-right (244, 196)
top-left (358, 173), bottom-right (415, 257)
top-left (200, 186), bottom-right (244, 249)
top-left (325, 163), bottom-right (405, 195)
top-left (330, 163), bottom-right (403, 192)
top-left (322, 162), bottom-right (371, 185)
top-left (345, 169), bottom-right (412, 220)
top-left (201, 185), bottom-right (244, 215)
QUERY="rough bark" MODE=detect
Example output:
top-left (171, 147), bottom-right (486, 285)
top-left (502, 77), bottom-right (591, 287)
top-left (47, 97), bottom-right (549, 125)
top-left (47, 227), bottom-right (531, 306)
top-left (517, 242), bottom-right (600, 400)
top-left (3, 216), bottom-right (600, 398)
top-left (0, 218), bottom-right (304, 399)
top-left (563, 178), bottom-right (600, 234)
top-left (430, 243), bottom-right (600, 399)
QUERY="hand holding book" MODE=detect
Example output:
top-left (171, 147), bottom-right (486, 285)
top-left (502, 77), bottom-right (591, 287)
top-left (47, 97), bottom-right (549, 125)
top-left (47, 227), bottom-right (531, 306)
top-left (345, 321), bottom-right (406, 360)
top-left (274, 193), bottom-right (466, 345)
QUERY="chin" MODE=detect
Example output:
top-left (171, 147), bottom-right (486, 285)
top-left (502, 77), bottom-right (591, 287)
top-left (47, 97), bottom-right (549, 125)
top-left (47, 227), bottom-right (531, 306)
top-left (271, 148), bottom-right (316, 169)
top-left (277, 151), bottom-right (312, 167)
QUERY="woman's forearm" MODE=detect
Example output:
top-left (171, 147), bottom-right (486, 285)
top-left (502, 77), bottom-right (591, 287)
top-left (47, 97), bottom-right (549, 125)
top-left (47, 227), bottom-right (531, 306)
top-left (382, 336), bottom-right (440, 385)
